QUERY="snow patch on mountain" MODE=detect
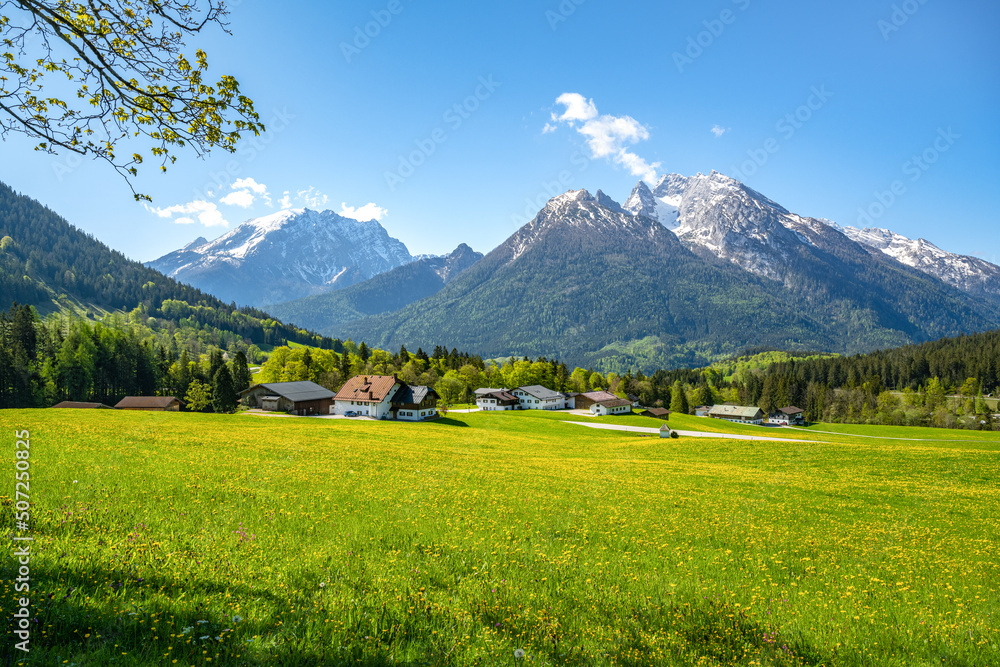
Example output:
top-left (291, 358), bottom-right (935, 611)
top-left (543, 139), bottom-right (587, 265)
top-left (147, 208), bottom-right (413, 307)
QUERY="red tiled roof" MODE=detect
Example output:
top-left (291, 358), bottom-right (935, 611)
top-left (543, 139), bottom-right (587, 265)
top-left (335, 375), bottom-right (399, 402)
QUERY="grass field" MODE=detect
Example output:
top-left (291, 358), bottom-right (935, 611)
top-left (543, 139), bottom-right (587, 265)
top-left (2, 409), bottom-right (998, 666)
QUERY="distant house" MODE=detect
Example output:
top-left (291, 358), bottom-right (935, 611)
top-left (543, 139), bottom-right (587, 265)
top-left (51, 401), bottom-right (115, 409)
top-left (241, 381), bottom-right (335, 416)
top-left (590, 398), bottom-right (632, 416)
top-left (769, 406), bottom-right (805, 426)
top-left (626, 393), bottom-right (642, 407)
top-left (707, 404), bottom-right (764, 425)
top-left (474, 388), bottom-right (508, 397)
top-left (574, 391), bottom-right (620, 411)
top-left (512, 385), bottom-right (570, 410)
top-left (389, 385), bottom-right (440, 421)
top-left (476, 390), bottom-right (520, 411)
top-left (115, 396), bottom-right (182, 412)
top-left (642, 407), bottom-right (671, 419)
top-left (333, 375), bottom-right (403, 419)
top-left (694, 406), bottom-right (712, 417)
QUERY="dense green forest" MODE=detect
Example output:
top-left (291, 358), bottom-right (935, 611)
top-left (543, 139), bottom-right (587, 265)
top-left (0, 182), bottom-right (333, 349)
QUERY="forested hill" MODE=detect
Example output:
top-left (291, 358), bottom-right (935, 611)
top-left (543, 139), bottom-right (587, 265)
top-left (0, 181), bottom-right (333, 348)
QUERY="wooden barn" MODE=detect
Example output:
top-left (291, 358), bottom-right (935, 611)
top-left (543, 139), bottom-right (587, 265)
top-left (51, 401), bottom-right (115, 409)
top-left (115, 396), bottom-right (182, 411)
top-left (241, 381), bottom-right (335, 416)
top-left (574, 391), bottom-right (620, 411)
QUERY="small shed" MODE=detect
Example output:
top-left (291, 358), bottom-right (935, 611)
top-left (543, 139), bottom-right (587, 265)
top-left (642, 407), bottom-right (671, 419)
top-left (659, 424), bottom-right (673, 438)
top-left (115, 396), bottom-right (182, 411)
top-left (51, 401), bottom-right (115, 409)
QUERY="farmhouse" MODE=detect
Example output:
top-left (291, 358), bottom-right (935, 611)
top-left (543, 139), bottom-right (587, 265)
top-left (573, 390), bottom-right (620, 411)
top-left (388, 384), bottom-right (440, 421)
top-left (769, 406), bottom-right (805, 425)
top-left (51, 401), bottom-right (115, 409)
top-left (590, 398), bottom-right (632, 416)
top-left (694, 405), bottom-right (712, 417)
top-left (476, 390), bottom-right (520, 411)
top-left (708, 404), bottom-right (764, 425)
top-left (512, 385), bottom-right (570, 410)
top-left (115, 396), bottom-right (182, 411)
top-left (241, 381), bottom-right (335, 416)
top-left (333, 375), bottom-right (402, 419)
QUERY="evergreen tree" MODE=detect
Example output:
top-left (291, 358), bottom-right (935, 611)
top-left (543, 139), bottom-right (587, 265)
top-left (211, 365), bottom-right (238, 414)
top-left (209, 348), bottom-right (224, 382)
top-left (359, 342), bottom-right (370, 362)
top-left (231, 350), bottom-right (252, 394)
top-left (670, 381), bottom-right (689, 415)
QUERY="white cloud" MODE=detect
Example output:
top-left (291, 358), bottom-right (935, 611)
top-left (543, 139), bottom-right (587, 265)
top-left (220, 177), bottom-right (271, 208)
top-left (147, 200), bottom-right (229, 228)
top-left (553, 93), bottom-right (598, 123)
top-left (279, 191), bottom-right (293, 209)
top-left (340, 202), bottom-right (388, 222)
top-left (711, 125), bottom-right (730, 138)
top-left (550, 93), bottom-right (661, 184)
top-left (542, 122), bottom-right (558, 134)
top-left (220, 190), bottom-right (256, 208)
top-left (297, 187), bottom-right (329, 209)
top-left (231, 177), bottom-right (267, 194)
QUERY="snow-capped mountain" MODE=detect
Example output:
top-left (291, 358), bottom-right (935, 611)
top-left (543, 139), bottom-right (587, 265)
top-left (147, 209), bottom-right (413, 307)
top-left (337, 187), bottom-right (999, 370)
top-left (624, 171), bottom-right (1000, 302)
top-left (830, 225), bottom-right (1000, 300)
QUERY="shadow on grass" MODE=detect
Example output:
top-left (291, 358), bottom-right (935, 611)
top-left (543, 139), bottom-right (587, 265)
top-left (1, 561), bottom-right (450, 667)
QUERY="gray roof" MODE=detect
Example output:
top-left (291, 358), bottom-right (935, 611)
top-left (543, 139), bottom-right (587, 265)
top-left (244, 381), bottom-right (335, 402)
top-left (391, 385), bottom-right (438, 405)
top-left (517, 385), bottom-right (565, 400)
top-left (474, 387), bottom-right (508, 395)
top-left (709, 404), bottom-right (764, 418)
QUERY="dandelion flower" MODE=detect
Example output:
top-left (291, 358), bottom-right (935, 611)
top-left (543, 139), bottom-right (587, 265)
top-left (514, 648), bottom-right (525, 659)
top-left (232, 615), bottom-right (243, 624)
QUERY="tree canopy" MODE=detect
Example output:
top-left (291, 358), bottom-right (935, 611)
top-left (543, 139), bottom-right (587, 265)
top-left (0, 0), bottom-right (262, 199)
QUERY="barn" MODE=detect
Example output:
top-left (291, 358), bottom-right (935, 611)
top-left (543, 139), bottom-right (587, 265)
top-left (241, 381), bottom-right (335, 416)
top-left (115, 396), bottom-right (182, 411)
top-left (51, 401), bottom-right (115, 409)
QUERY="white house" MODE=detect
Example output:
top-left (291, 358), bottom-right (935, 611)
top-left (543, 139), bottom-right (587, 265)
top-left (512, 385), bottom-right (569, 410)
top-left (476, 390), bottom-right (520, 411)
top-left (768, 406), bottom-right (805, 425)
top-left (332, 375), bottom-right (402, 418)
top-left (707, 404), bottom-right (764, 425)
top-left (590, 398), bottom-right (632, 416)
top-left (388, 385), bottom-right (440, 421)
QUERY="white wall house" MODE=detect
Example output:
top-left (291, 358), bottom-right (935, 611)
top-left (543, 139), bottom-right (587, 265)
top-left (512, 385), bottom-right (569, 410)
top-left (333, 375), bottom-right (401, 418)
top-left (476, 390), bottom-right (519, 411)
top-left (707, 404), bottom-right (764, 425)
top-left (590, 398), bottom-right (632, 416)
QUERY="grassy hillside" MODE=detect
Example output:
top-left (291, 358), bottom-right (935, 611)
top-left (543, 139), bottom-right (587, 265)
top-left (4, 410), bottom-right (998, 665)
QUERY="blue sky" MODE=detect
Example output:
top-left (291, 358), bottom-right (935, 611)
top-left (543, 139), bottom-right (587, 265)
top-left (1, 0), bottom-right (998, 264)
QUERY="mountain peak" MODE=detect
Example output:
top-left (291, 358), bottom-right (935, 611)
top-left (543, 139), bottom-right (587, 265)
top-left (148, 208), bottom-right (413, 307)
top-left (595, 189), bottom-right (624, 213)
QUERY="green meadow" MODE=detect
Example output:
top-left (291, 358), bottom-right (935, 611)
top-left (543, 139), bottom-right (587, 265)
top-left (2, 410), bottom-right (998, 666)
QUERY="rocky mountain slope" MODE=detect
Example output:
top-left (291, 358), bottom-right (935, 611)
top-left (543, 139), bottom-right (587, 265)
top-left (624, 171), bottom-right (1000, 303)
top-left (266, 243), bottom-right (483, 333)
top-left (147, 209), bottom-right (413, 307)
top-left (335, 189), bottom-right (998, 371)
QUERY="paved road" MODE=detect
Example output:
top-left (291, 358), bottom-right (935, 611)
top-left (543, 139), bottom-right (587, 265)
top-left (564, 421), bottom-right (815, 443)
